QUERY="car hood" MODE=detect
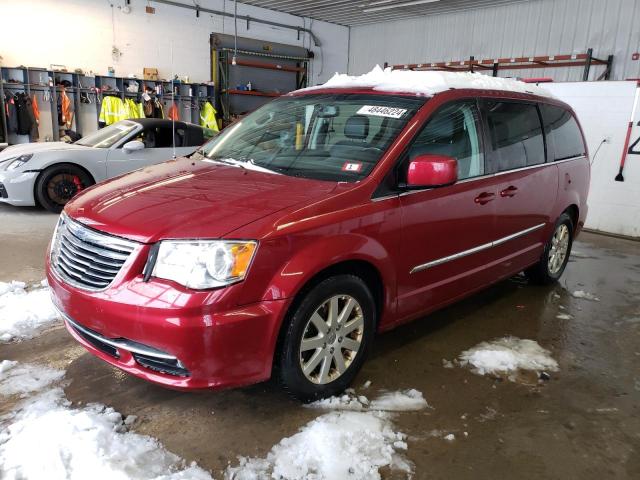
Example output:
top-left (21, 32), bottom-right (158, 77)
top-left (66, 157), bottom-right (339, 243)
top-left (0, 142), bottom-right (91, 160)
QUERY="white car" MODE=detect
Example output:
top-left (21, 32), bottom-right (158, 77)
top-left (0, 119), bottom-right (210, 212)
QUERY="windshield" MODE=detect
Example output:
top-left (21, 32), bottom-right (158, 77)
top-left (193, 94), bottom-right (426, 182)
top-left (75, 121), bottom-right (138, 148)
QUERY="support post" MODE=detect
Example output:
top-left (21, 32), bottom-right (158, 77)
top-left (583, 48), bottom-right (593, 81)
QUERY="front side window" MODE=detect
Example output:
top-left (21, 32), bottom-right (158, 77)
top-left (485, 102), bottom-right (545, 172)
top-left (135, 126), bottom-right (184, 148)
top-left (194, 94), bottom-right (426, 182)
top-left (75, 121), bottom-right (138, 148)
top-left (406, 101), bottom-right (484, 180)
top-left (540, 104), bottom-right (585, 161)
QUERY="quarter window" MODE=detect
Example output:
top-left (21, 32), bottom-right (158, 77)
top-left (485, 102), bottom-right (545, 172)
top-left (407, 102), bottom-right (484, 180)
top-left (540, 104), bottom-right (585, 161)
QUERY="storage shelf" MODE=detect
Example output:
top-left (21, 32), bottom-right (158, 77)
top-left (226, 89), bottom-right (281, 97)
top-left (227, 58), bottom-right (306, 73)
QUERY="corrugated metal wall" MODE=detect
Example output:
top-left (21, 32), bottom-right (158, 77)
top-left (348, 0), bottom-right (640, 81)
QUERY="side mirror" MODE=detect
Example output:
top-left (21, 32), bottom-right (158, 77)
top-left (123, 140), bottom-right (145, 153)
top-left (406, 154), bottom-right (458, 188)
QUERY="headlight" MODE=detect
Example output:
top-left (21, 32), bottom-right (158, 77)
top-left (151, 240), bottom-right (258, 289)
top-left (5, 154), bottom-right (33, 171)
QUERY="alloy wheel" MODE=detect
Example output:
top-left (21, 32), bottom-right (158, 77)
top-left (548, 223), bottom-right (570, 275)
top-left (299, 295), bottom-right (364, 385)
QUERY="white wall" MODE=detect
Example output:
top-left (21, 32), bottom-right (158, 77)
top-left (349, 0), bottom-right (640, 82)
top-left (545, 81), bottom-right (640, 238)
top-left (0, 0), bottom-right (348, 86)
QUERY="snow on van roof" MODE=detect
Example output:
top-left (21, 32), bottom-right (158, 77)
top-left (300, 65), bottom-right (553, 97)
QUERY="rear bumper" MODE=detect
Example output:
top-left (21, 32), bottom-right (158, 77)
top-left (0, 171), bottom-right (38, 206)
top-left (48, 264), bottom-right (289, 391)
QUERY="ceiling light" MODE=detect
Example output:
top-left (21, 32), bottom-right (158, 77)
top-left (363, 0), bottom-right (440, 13)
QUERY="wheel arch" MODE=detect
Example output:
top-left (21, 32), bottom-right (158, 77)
top-left (271, 257), bottom-right (386, 378)
top-left (563, 204), bottom-right (579, 231)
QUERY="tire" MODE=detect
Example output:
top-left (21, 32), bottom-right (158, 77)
top-left (35, 164), bottom-right (94, 213)
top-left (276, 274), bottom-right (376, 402)
top-left (526, 213), bottom-right (574, 285)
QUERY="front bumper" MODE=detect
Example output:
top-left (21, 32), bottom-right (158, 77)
top-left (48, 259), bottom-right (289, 390)
top-left (0, 171), bottom-right (38, 206)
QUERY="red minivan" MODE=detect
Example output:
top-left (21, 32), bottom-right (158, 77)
top-left (47, 79), bottom-right (589, 400)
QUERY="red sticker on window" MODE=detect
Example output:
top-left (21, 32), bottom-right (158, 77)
top-left (342, 162), bottom-right (363, 172)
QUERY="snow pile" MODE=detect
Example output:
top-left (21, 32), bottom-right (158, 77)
top-left (308, 388), bottom-right (429, 412)
top-left (0, 360), bottom-right (65, 397)
top-left (225, 411), bottom-right (411, 480)
top-left (572, 290), bottom-right (600, 301)
top-left (459, 337), bottom-right (558, 379)
top-left (308, 390), bottom-right (370, 411)
top-left (369, 389), bottom-right (429, 412)
top-left (302, 64), bottom-right (552, 97)
top-left (0, 280), bottom-right (60, 342)
top-left (0, 363), bottom-right (213, 480)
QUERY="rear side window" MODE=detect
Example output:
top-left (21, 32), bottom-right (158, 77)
top-left (485, 102), bottom-right (545, 172)
top-left (407, 101), bottom-right (484, 180)
top-left (540, 104), bottom-right (585, 161)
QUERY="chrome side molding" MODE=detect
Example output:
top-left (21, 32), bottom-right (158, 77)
top-left (410, 223), bottom-right (546, 274)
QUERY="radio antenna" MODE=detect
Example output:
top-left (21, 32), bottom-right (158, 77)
top-left (171, 42), bottom-right (176, 160)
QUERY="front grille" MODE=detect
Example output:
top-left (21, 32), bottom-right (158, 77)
top-left (0, 183), bottom-right (7, 199)
top-left (50, 214), bottom-right (138, 291)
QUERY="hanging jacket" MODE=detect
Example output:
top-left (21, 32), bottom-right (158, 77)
top-left (15, 93), bottom-right (36, 137)
top-left (167, 102), bottom-right (179, 121)
top-left (200, 102), bottom-right (219, 132)
top-left (57, 88), bottom-right (73, 129)
top-left (99, 96), bottom-right (127, 126)
top-left (124, 98), bottom-right (142, 119)
top-left (5, 93), bottom-right (18, 134)
top-left (31, 94), bottom-right (40, 141)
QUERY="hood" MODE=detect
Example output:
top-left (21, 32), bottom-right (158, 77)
top-left (0, 142), bottom-right (91, 160)
top-left (65, 157), bottom-right (339, 243)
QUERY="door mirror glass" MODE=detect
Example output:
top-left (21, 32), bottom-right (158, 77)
top-left (406, 154), bottom-right (458, 188)
top-left (122, 140), bottom-right (145, 153)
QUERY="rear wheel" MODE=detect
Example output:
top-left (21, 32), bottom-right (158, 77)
top-left (526, 213), bottom-right (574, 284)
top-left (35, 164), bottom-right (94, 213)
top-left (277, 275), bottom-right (376, 402)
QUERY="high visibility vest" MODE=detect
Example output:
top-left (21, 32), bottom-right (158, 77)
top-left (200, 102), bottom-right (219, 132)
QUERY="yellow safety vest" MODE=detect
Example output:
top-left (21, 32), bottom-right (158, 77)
top-left (200, 102), bottom-right (219, 132)
top-left (99, 96), bottom-right (127, 125)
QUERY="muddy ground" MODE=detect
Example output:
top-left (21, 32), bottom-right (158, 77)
top-left (1, 203), bottom-right (639, 479)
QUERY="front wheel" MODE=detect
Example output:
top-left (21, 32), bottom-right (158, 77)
top-left (526, 213), bottom-right (574, 284)
top-left (35, 164), bottom-right (94, 213)
top-left (277, 275), bottom-right (376, 402)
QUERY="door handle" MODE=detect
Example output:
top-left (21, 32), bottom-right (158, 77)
top-left (474, 192), bottom-right (495, 205)
top-left (500, 185), bottom-right (518, 197)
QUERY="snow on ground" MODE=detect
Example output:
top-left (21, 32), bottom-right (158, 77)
top-left (0, 360), bottom-right (65, 397)
top-left (458, 337), bottom-right (559, 379)
top-left (0, 362), bottom-right (213, 480)
top-left (225, 410), bottom-right (412, 480)
top-left (369, 389), bottom-right (429, 412)
top-left (300, 64), bottom-right (552, 97)
top-left (307, 388), bottom-right (429, 412)
top-left (571, 290), bottom-right (600, 301)
top-left (0, 280), bottom-right (60, 342)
